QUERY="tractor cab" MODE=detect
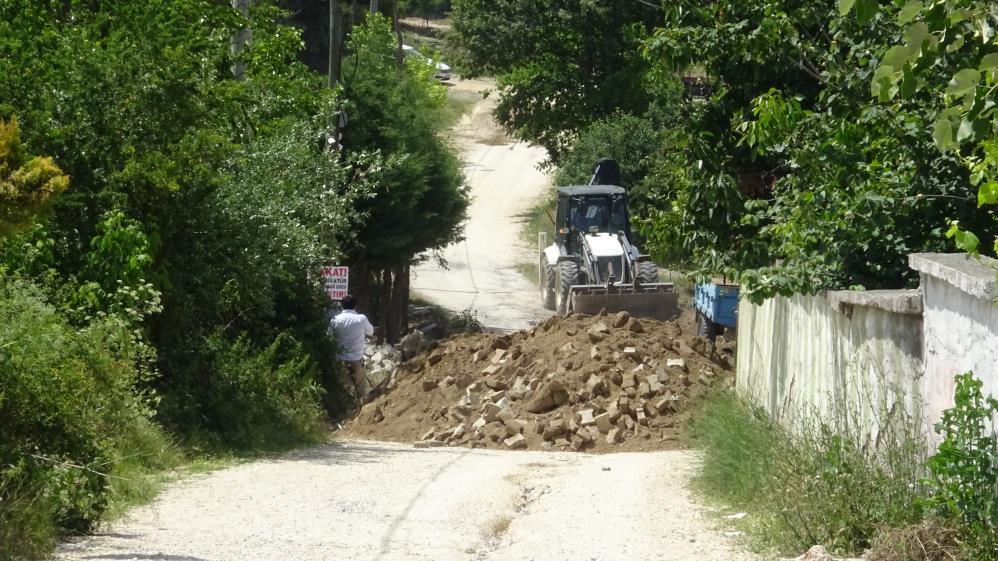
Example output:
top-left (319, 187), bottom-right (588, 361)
top-left (554, 186), bottom-right (631, 253)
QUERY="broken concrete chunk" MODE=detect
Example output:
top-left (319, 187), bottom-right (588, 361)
top-left (606, 427), bottom-right (623, 444)
top-left (483, 402), bottom-right (502, 422)
top-left (525, 380), bottom-right (569, 414)
top-left (543, 418), bottom-right (566, 440)
top-left (503, 434), bottom-right (527, 450)
top-left (626, 318), bottom-right (645, 333)
top-left (484, 377), bottom-right (508, 391)
top-left (638, 382), bottom-right (652, 398)
top-left (579, 409), bottom-right (596, 426)
top-left (666, 358), bottom-right (686, 370)
top-left (497, 407), bottom-right (517, 424)
top-left (506, 419), bottom-right (528, 434)
top-left (420, 427), bottom-right (436, 441)
top-left (611, 311), bottom-right (630, 328)
top-left (357, 403), bottom-right (384, 425)
top-left (594, 412), bottom-right (612, 433)
top-left (414, 440), bottom-right (445, 448)
top-left (491, 348), bottom-right (507, 364)
top-left (646, 375), bottom-right (664, 394)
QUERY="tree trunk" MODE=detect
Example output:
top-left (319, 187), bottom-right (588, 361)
top-left (231, 0), bottom-right (252, 81)
top-left (369, 0), bottom-right (378, 14)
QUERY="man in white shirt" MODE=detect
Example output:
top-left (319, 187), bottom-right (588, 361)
top-left (330, 295), bottom-right (374, 403)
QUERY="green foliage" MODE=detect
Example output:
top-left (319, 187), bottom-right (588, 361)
top-left (450, 0), bottom-right (661, 158)
top-left (924, 372), bottom-right (998, 556)
top-left (862, 0), bottom-right (998, 256)
top-left (553, 112), bottom-right (661, 189)
top-left (341, 15), bottom-right (468, 266)
top-left (0, 276), bottom-right (175, 560)
top-left (0, 116), bottom-right (68, 237)
top-left (182, 332), bottom-right (326, 450)
top-left (693, 391), bottom-right (928, 556)
top-left (633, 0), bottom-right (996, 302)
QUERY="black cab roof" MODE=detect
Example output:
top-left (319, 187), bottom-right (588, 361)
top-left (557, 185), bottom-right (627, 197)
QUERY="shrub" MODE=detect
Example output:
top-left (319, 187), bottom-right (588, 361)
top-left (0, 276), bottom-right (174, 560)
top-left (168, 331), bottom-right (326, 450)
top-left (924, 372), bottom-right (998, 558)
top-left (692, 391), bottom-right (927, 556)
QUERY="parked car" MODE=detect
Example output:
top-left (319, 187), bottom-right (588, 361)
top-left (402, 44), bottom-right (451, 81)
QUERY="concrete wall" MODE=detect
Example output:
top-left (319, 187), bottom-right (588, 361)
top-left (911, 253), bottom-right (998, 433)
top-left (737, 253), bottom-right (998, 439)
top-left (736, 291), bottom-right (925, 437)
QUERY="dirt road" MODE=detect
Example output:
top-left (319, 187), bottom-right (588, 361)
top-left (58, 440), bottom-right (756, 561)
top-left (411, 78), bottom-right (552, 331)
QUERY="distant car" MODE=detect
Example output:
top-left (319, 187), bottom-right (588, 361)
top-left (402, 44), bottom-right (451, 81)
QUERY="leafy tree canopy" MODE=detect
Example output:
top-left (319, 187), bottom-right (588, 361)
top-left (450, 0), bottom-right (662, 159)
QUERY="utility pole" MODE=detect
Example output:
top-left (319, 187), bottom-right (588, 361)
top-left (230, 0), bottom-right (252, 81)
top-left (370, 0), bottom-right (379, 14)
top-left (328, 0), bottom-right (342, 87)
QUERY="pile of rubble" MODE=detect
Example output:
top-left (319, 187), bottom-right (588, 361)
top-left (362, 344), bottom-right (402, 392)
top-left (345, 310), bottom-right (735, 453)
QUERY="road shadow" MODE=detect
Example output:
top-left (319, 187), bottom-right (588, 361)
top-left (82, 555), bottom-right (207, 561)
top-left (270, 440), bottom-right (472, 467)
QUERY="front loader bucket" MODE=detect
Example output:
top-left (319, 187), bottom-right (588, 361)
top-left (570, 283), bottom-right (679, 321)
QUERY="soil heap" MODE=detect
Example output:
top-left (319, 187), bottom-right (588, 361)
top-left (345, 310), bottom-right (735, 453)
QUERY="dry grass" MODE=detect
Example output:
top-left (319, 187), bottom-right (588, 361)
top-left (484, 515), bottom-right (513, 540)
top-left (867, 519), bottom-right (967, 561)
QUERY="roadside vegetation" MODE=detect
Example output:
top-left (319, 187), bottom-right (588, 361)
top-left (0, 2), bottom-right (466, 558)
top-left (693, 373), bottom-right (997, 559)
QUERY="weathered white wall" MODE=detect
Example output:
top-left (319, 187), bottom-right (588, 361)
top-left (911, 253), bottom-right (998, 434)
top-left (737, 253), bottom-right (998, 441)
top-left (736, 291), bottom-right (925, 437)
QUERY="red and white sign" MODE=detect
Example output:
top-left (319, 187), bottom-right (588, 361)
top-left (320, 266), bottom-right (349, 300)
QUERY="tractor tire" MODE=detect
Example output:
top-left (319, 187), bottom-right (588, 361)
top-left (556, 260), bottom-right (581, 316)
top-left (637, 260), bottom-right (660, 284)
top-left (540, 255), bottom-right (556, 311)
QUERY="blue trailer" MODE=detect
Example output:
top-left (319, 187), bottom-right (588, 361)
top-left (693, 283), bottom-right (739, 340)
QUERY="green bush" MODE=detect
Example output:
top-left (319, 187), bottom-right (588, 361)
top-left (169, 331), bottom-right (326, 451)
top-left (0, 276), bottom-right (175, 560)
top-left (924, 372), bottom-right (998, 557)
top-left (693, 391), bottom-right (927, 556)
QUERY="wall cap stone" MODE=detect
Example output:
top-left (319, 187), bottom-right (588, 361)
top-left (827, 289), bottom-right (923, 316)
top-left (909, 253), bottom-right (998, 300)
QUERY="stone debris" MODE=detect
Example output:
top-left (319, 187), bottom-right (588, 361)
top-left (778, 545), bottom-right (864, 561)
top-left (348, 312), bottom-right (735, 452)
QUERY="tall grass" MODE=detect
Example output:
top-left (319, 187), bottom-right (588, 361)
top-left (693, 391), bottom-right (929, 556)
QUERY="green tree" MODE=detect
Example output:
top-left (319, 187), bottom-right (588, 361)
top-left (340, 15), bottom-right (468, 341)
top-left (861, 0), bottom-right (998, 257)
top-left (0, 117), bottom-right (68, 237)
top-left (637, 0), bottom-right (995, 301)
top-left (450, 0), bottom-right (661, 159)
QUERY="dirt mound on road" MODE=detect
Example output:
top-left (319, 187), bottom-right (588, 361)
top-left (344, 311), bottom-right (735, 453)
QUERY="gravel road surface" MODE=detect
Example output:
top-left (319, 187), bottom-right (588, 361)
top-left (58, 440), bottom-right (757, 561)
top-left (411, 78), bottom-right (552, 331)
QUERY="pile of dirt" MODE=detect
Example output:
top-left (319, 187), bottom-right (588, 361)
top-left (344, 310), bottom-right (735, 453)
